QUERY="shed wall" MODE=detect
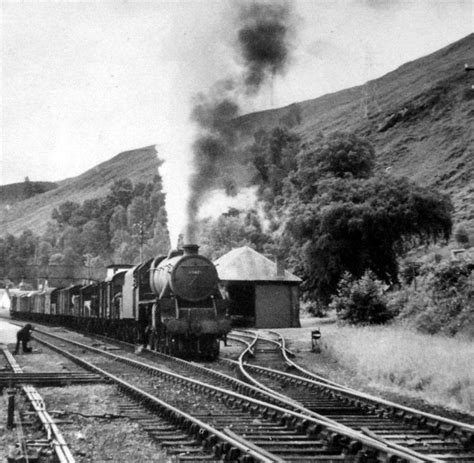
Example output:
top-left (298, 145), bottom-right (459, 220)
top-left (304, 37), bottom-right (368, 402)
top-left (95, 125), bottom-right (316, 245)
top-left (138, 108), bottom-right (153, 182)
top-left (255, 285), bottom-right (293, 328)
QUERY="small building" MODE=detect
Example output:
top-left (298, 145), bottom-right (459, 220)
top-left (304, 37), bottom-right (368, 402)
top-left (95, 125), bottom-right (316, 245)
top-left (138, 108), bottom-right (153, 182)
top-left (214, 246), bottom-right (301, 329)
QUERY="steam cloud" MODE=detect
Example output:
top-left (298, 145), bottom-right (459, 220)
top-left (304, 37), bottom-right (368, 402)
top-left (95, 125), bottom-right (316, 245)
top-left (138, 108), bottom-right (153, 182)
top-left (185, 1), bottom-right (295, 243)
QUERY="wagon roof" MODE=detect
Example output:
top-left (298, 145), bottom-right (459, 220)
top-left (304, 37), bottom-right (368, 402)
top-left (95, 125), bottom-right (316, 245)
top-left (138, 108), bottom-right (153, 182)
top-left (214, 246), bottom-right (301, 283)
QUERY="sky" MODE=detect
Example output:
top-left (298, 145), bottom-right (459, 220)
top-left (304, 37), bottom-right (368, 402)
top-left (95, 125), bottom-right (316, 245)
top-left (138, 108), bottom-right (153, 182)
top-left (1, 0), bottom-right (473, 242)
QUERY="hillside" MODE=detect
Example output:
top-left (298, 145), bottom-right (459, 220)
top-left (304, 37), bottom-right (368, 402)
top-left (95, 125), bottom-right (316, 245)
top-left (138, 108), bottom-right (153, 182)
top-left (0, 181), bottom-right (58, 206)
top-left (2, 146), bottom-right (159, 235)
top-left (2, 34), bottom-right (473, 237)
top-left (234, 33), bottom-right (474, 225)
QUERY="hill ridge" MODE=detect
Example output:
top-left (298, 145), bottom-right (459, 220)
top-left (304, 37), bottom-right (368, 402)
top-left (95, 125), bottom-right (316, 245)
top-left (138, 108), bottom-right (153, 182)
top-left (2, 145), bottom-right (159, 235)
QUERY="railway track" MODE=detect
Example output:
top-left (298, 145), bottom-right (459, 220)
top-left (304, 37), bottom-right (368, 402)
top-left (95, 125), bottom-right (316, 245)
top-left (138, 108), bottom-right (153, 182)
top-left (29, 325), bottom-right (430, 462)
top-left (231, 329), bottom-right (474, 462)
top-left (2, 347), bottom-right (76, 463)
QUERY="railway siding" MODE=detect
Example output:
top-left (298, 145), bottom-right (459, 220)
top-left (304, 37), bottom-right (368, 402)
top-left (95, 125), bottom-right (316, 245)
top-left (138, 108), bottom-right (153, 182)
top-left (233, 330), bottom-right (474, 462)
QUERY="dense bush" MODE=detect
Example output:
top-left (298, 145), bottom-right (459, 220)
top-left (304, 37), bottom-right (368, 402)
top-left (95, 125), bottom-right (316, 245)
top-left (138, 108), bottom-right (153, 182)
top-left (329, 270), bottom-right (394, 324)
top-left (392, 261), bottom-right (474, 337)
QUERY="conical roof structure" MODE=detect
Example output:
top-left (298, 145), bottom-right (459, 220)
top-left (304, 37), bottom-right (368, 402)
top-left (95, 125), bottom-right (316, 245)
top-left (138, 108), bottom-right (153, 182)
top-left (214, 246), bottom-right (301, 283)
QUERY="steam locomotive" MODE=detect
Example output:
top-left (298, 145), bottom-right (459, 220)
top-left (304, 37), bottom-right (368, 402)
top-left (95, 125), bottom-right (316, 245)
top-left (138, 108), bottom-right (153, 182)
top-left (10, 244), bottom-right (231, 360)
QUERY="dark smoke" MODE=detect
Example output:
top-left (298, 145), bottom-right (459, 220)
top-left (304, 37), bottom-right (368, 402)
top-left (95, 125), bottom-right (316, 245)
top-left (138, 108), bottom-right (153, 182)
top-left (185, 1), bottom-right (295, 243)
top-left (186, 90), bottom-right (241, 242)
top-left (237, 2), bottom-right (294, 92)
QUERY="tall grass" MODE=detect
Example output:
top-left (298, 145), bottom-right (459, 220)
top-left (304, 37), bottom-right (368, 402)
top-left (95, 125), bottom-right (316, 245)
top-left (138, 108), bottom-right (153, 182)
top-left (319, 324), bottom-right (474, 413)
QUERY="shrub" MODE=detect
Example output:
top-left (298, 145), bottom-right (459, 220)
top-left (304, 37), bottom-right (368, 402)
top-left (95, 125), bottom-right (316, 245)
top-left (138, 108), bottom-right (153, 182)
top-left (399, 260), bottom-right (422, 286)
top-left (453, 224), bottom-right (470, 247)
top-left (430, 261), bottom-right (471, 296)
top-left (393, 261), bottom-right (474, 337)
top-left (330, 270), bottom-right (393, 324)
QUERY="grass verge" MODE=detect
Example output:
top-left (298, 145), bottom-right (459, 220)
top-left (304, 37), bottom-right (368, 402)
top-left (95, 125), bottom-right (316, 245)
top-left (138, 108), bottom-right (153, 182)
top-left (319, 324), bottom-right (474, 413)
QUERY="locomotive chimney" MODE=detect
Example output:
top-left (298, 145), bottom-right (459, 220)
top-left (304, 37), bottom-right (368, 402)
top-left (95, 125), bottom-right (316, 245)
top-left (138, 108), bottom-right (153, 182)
top-left (183, 244), bottom-right (199, 255)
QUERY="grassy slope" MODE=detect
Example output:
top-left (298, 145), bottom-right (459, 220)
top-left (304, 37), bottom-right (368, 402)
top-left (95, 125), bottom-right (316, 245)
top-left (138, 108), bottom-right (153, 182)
top-left (3, 146), bottom-right (159, 235)
top-left (235, 33), bottom-right (474, 224)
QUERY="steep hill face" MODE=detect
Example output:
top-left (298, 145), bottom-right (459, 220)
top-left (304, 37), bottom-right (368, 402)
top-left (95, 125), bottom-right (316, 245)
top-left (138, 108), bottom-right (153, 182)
top-left (234, 33), bottom-right (474, 224)
top-left (2, 35), bottom-right (472, 237)
top-left (2, 146), bottom-right (159, 235)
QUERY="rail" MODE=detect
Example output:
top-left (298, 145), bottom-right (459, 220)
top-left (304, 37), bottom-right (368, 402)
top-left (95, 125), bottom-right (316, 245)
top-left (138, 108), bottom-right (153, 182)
top-left (2, 348), bottom-right (76, 463)
top-left (33, 327), bottom-right (431, 462)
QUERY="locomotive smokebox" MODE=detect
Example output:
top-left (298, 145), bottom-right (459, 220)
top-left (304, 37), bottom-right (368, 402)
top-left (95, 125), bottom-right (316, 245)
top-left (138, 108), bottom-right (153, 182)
top-left (182, 244), bottom-right (199, 255)
top-left (150, 243), bottom-right (218, 302)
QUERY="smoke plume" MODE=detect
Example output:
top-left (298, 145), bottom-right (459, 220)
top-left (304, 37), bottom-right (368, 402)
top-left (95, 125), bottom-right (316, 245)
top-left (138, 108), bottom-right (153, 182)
top-left (185, 89), bottom-right (241, 242)
top-left (237, 2), bottom-right (294, 92)
top-left (185, 1), bottom-right (295, 243)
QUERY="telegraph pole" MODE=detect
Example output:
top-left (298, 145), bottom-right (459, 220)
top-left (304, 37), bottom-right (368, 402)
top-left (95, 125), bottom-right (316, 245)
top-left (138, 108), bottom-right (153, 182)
top-left (133, 222), bottom-right (146, 262)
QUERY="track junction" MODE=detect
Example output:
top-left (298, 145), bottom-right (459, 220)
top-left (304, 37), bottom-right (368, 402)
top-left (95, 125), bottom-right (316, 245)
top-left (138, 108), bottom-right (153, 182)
top-left (3, 322), bottom-right (474, 462)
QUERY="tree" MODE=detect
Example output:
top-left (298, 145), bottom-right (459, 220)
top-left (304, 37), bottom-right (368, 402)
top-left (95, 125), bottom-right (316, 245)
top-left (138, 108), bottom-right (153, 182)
top-left (60, 226), bottom-right (84, 253)
top-left (81, 198), bottom-right (103, 220)
top-left (200, 209), bottom-right (272, 260)
top-left (24, 177), bottom-right (34, 198)
top-left (127, 197), bottom-right (152, 229)
top-left (108, 178), bottom-right (134, 208)
top-left (147, 209), bottom-right (171, 256)
top-left (52, 201), bottom-right (81, 225)
top-left (82, 220), bottom-right (109, 256)
top-left (288, 131), bottom-right (375, 203)
top-left (251, 127), bottom-right (300, 201)
top-left (311, 131), bottom-right (375, 179)
top-left (109, 205), bottom-right (128, 232)
top-left (284, 136), bottom-right (453, 305)
top-left (37, 241), bottom-right (53, 267)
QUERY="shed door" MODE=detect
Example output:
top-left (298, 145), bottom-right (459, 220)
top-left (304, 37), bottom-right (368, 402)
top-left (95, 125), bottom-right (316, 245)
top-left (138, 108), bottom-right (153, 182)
top-left (255, 285), bottom-right (291, 328)
top-left (227, 283), bottom-right (255, 327)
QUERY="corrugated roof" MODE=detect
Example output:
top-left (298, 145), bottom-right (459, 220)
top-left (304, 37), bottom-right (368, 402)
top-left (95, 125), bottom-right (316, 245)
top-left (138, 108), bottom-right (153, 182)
top-left (214, 246), bottom-right (302, 283)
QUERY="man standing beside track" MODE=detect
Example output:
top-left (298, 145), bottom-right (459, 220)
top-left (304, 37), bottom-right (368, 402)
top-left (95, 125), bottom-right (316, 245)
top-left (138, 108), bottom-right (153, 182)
top-left (13, 324), bottom-right (34, 354)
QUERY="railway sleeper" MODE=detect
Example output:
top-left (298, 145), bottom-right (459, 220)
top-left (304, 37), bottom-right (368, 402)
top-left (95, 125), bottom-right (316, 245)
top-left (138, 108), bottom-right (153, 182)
top-left (160, 439), bottom-right (200, 447)
top-left (264, 447), bottom-right (344, 456)
top-left (150, 433), bottom-right (192, 441)
top-left (244, 435), bottom-right (325, 442)
top-left (167, 447), bottom-right (210, 456)
top-left (459, 432), bottom-right (474, 450)
top-left (225, 425), bottom-right (291, 432)
top-left (268, 456), bottom-right (348, 461)
top-left (429, 452), bottom-right (474, 461)
top-left (253, 440), bottom-right (328, 448)
top-left (410, 443), bottom-right (474, 453)
top-left (238, 430), bottom-right (304, 437)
